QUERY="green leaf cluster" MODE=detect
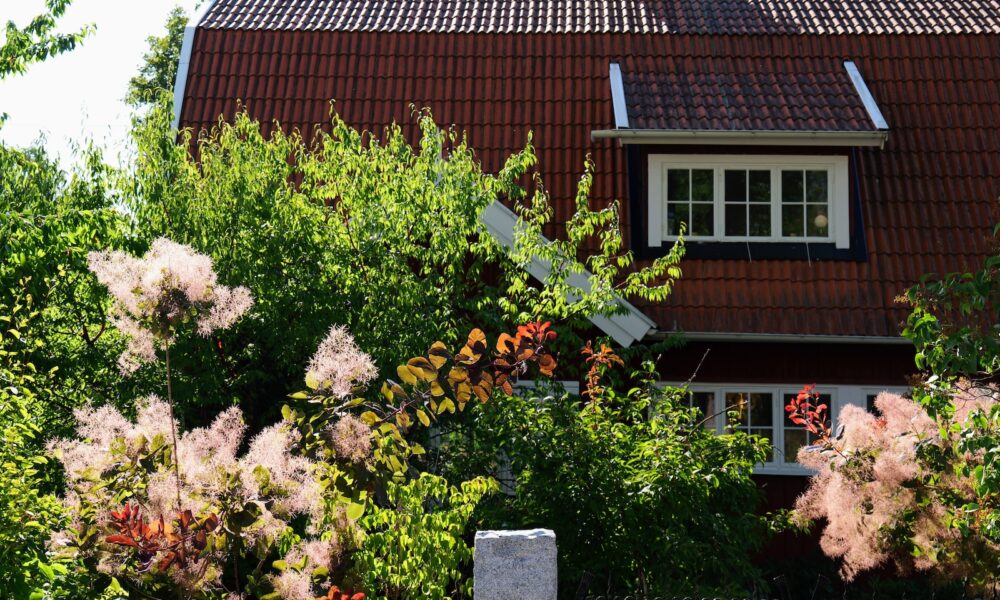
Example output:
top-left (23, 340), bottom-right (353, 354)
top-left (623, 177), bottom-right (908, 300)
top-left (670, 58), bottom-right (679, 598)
top-left (353, 473), bottom-right (498, 600)
top-left (453, 366), bottom-right (771, 597)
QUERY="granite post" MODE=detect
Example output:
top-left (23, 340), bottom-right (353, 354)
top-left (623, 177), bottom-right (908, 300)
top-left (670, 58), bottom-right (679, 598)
top-left (474, 529), bottom-right (557, 600)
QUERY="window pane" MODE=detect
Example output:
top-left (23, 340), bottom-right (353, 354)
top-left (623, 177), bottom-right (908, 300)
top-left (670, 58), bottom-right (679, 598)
top-left (781, 170), bottom-right (804, 203)
top-left (692, 169), bottom-right (714, 202)
top-left (725, 204), bottom-right (746, 236)
top-left (866, 394), bottom-right (881, 415)
top-left (667, 169), bottom-right (690, 201)
top-left (807, 205), bottom-right (829, 236)
top-left (749, 170), bottom-right (771, 202)
top-left (749, 205), bottom-right (771, 236)
top-left (667, 203), bottom-right (689, 236)
top-left (725, 392), bottom-right (749, 426)
top-left (691, 392), bottom-right (715, 427)
top-left (691, 203), bottom-right (713, 236)
top-left (784, 429), bottom-right (808, 463)
top-left (783, 393), bottom-right (832, 427)
top-left (724, 170), bottom-right (746, 202)
top-left (806, 170), bottom-right (828, 203)
top-left (749, 393), bottom-right (773, 425)
top-left (782, 205), bottom-right (804, 237)
top-left (750, 428), bottom-right (774, 461)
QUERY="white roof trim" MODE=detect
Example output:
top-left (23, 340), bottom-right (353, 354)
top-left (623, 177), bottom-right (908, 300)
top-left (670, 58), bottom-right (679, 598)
top-left (651, 331), bottom-right (911, 345)
top-left (609, 62), bottom-right (629, 129)
top-left (591, 128), bottom-right (888, 147)
top-left (481, 201), bottom-right (656, 347)
top-left (844, 60), bottom-right (889, 131)
top-left (171, 0), bottom-right (218, 130)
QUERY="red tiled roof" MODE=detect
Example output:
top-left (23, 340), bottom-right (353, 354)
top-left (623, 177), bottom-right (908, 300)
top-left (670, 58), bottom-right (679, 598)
top-left (621, 60), bottom-right (878, 131)
top-left (178, 26), bottom-right (1000, 338)
top-left (199, 0), bottom-right (1000, 35)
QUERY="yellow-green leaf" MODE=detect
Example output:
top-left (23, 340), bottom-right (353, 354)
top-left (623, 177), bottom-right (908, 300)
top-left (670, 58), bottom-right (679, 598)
top-left (407, 357), bottom-right (437, 382)
top-left (396, 364), bottom-right (417, 385)
top-left (428, 341), bottom-right (450, 369)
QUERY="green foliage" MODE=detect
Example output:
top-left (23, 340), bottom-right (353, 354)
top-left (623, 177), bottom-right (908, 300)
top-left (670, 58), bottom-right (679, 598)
top-left (123, 104), bottom-right (681, 428)
top-left (0, 143), bottom-right (133, 429)
top-left (0, 0), bottom-right (91, 121)
top-left (354, 473), bottom-right (498, 600)
top-left (0, 292), bottom-right (97, 599)
top-left (903, 240), bottom-right (1000, 415)
top-left (455, 361), bottom-right (771, 597)
top-left (126, 5), bottom-right (188, 109)
top-left (841, 229), bottom-right (1000, 591)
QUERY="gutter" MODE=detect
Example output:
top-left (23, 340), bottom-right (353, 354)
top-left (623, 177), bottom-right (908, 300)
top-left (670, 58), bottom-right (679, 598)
top-left (171, 0), bottom-right (218, 130)
top-left (591, 128), bottom-right (888, 148)
top-left (647, 330), bottom-right (912, 345)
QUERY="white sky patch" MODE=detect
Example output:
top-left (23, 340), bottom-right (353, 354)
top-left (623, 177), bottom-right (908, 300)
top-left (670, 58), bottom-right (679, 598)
top-left (0, 0), bottom-right (200, 166)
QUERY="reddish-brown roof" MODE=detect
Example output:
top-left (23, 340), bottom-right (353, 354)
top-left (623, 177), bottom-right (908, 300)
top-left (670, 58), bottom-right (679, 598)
top-left (200, 0), bottom-right (1000, 34)
top-left (621, 60), bottom-right (878, 132)
top-left (178, 15), bottom-right (1000, 338)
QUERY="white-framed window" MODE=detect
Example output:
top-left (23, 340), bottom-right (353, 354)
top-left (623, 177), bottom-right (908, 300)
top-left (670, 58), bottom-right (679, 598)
top-left (648, 155), bottom-right (851, 249)
top-left (680, 383), bottom-right (907, 475)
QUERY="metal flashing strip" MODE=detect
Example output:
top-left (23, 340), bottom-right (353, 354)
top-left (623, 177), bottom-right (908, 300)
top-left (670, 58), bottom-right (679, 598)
top-left (844, 60), bottom-right (889, 132)
top-left (481, 202), bottom-right (656, 347)
top-left (171, 0), bottom-right (218, 130)
top-left (609, 62), bottom-right (629, 129)
top-left (591, 128), bottom-right (888, 147)
top-left (651, 331), bottom-right (912, 345)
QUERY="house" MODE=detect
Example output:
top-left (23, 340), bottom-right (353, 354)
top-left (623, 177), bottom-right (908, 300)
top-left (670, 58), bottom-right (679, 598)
top-left (172, 0), bottom-right (1000, 489)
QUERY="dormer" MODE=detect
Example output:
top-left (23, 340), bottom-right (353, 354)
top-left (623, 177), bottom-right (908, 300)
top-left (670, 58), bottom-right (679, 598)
top-left (594, 59), bottom-right (889, 261)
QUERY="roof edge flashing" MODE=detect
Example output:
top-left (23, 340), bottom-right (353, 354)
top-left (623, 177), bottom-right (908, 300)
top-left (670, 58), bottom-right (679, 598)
top-left (844, 60), bottom-right (890, 132)
top-left (591, 128), bottom-right (888, 147)
top-left (480, 201), bottom-right (655, 347)
top-left (609, 62), bottom-right (629, 129)
top-left (171, 0), bottom-right (218, 130)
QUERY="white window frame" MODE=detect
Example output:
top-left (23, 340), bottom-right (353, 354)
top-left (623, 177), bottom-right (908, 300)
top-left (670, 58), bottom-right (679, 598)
top-left (674, 383), bottom-right (908, 475)
top-left (648, 154), bottom-right (850, 249)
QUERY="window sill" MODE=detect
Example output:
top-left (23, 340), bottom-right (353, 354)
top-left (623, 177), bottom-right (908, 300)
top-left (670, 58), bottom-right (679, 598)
top-left (638, 240), bottom-right (867, 261)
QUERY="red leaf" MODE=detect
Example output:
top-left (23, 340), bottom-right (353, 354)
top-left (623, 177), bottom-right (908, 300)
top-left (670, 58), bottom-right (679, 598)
top-left (105, 534), bottom-right (138, 547)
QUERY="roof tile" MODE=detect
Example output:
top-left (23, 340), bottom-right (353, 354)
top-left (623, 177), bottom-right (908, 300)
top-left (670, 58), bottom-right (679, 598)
top-left (199, 0), bottom-right (1000, 35)
top-left (180, 26), bottom-right (1000, 337)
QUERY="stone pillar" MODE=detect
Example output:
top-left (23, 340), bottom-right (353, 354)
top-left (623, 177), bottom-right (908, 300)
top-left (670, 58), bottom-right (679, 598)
top-left (474, 529), bottom-right (557, 600)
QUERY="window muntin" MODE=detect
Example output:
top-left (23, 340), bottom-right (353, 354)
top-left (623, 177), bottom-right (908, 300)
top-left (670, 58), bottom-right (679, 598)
top-left (723, 169), bottom-right (772, 237)
top-left (781, 170), bottom-right (830, 238)
top-left (665, 168), bottom-right (714, 236)
top-left (687, 391), bottom-right (716, 429)
top-left (647, 155), bottom-right (850, 249)
top-left (726, 391), bottom-right (774, 461)
top-left (670, 384), bottom-right (912, 474)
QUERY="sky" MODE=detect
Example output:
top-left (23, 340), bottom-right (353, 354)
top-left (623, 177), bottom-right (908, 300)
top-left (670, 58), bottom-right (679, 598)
top-left (0, 0), bottom-right (201, 165)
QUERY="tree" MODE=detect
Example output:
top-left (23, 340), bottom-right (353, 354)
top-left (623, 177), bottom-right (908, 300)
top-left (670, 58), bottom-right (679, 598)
top-left (1, 0), bottom-right (91, 122)
top-left (120, 103), bottom-right (682, 429)
top-left (0, 0), bottom-right (90, 80)
top-left (126, 5), bottom-right (188, 109)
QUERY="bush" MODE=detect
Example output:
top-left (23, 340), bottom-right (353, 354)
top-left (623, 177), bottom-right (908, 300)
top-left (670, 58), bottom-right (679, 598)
top-left (449, 348), bottom-right (772, 597)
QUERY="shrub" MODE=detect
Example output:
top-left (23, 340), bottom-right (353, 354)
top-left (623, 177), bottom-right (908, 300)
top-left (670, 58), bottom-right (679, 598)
top-left (353, 474), bottom-right (498, 600)
top-left (451, 348), bottom-right (772, 597)
top-left (791, 384), bottom-right (1000, 595)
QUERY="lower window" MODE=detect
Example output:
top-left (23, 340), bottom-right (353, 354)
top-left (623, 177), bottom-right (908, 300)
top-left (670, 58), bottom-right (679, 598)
top-left (683, 383), bottom-right (907, 475)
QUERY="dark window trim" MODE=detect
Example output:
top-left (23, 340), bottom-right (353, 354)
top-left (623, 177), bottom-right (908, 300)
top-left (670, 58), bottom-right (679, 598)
top-left (628, 145), bottom-right (869, 262)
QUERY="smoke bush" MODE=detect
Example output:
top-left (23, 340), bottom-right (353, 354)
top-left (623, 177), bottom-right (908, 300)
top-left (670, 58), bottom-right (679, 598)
top-left (48, 397), bottom-right (349, 598)
top-left (88, 237), bottom-right (253, 374)
top-left (794, 388), bottom-right (999, 585)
